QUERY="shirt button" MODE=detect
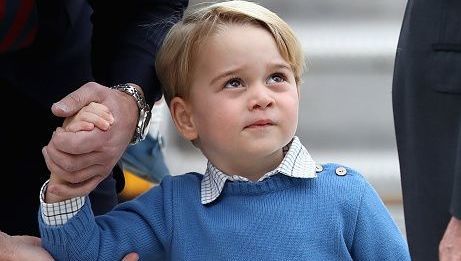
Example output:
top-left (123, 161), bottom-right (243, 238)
top-left (315, 164), bottom-right (323, 173)
top-left (335, 167), bottom-right (347, 176)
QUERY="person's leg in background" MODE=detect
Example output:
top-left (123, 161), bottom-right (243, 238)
top-left (392, 0), bottom-right (461, 259)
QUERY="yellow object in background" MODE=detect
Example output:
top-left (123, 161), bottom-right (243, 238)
top-left (119, 170), bottom-right (156, 200)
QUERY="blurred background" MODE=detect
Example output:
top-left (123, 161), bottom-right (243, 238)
top-left (157, 0), bottom-right (408, 235)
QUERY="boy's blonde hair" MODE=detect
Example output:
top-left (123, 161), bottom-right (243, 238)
top-left (156, 0), bottom-right (305, 106)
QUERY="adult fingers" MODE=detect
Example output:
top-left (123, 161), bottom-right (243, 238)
top-left (122, 253), bottom-right (139, 261)
top-left (47, 174), bottom-right (105, 199)
top-left (43, 147), bottom-right (111, 184)
top-left (44, 143), bottom-right (109, 172)
top-left (15, 236), bottom-right (41, 247)
top-left (50, 127), bottom-right (108, 154)
top-left (0, 232), bottom-right (54, 261)
top-left (0, 230), bottom-right (12, 246)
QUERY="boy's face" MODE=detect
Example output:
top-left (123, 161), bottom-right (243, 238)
top-left (180, 23), bottom-right (299, 173)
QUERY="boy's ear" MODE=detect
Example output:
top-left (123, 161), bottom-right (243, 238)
top-left (170, 97), bottom-right (198, 141)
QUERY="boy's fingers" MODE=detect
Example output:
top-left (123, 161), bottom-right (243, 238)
top-left (88, 101), bottom-right (112, 115)
top-left (75, 111), bottom-right (112, 131)
top-left (82, 102), bottom-right (114, 123)
top-left (66, 122), bottom-right (95, 132)
top-left (92, 108), bottom-right (115, 125)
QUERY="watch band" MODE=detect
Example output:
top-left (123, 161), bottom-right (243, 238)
top-left (110, 83), bottom-right (152, 144)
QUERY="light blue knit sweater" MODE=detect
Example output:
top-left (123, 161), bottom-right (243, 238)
top-left (39, 163), bottom-right (410, 260)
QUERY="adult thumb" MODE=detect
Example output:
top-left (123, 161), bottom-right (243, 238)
top-left (52, 82), bottom-right (105, 117)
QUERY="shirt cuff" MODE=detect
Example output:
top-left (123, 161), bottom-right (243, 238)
top-left (39, 180), bottom-right (85, 226)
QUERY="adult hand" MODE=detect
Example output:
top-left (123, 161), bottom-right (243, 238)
top-left (122, 253), bottom-right (139, 261)
top-left (439, 216), bottom-right (461, 261)
top-left (43, 81), bottom-right (139, 199)
top-left (0, 231), bottom-right (54, 261)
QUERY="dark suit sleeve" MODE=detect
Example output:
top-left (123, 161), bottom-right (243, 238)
top-left (88, 0), bottom-right (188, 105)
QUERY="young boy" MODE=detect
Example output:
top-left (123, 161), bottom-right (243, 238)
top-left (39, 1), bottom-right (411, 260)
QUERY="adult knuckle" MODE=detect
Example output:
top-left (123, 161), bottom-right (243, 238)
top-left (70, 172), bottom-right (87, 184)
top-left (61, 159), bottom-right (78, 172)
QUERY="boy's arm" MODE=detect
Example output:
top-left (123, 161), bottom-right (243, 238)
top-left (39, 177), bottom-right (173, 260)
top-left (350, 182), bottom-right (411, 260)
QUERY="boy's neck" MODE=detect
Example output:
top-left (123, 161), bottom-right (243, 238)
top-left (219, 149), bottom-right (284, 181)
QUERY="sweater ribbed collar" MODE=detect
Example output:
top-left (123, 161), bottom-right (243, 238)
top-left (201, 136), bottom-right (317, 204)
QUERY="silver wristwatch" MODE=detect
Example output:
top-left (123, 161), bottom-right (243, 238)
top-left (110, 83), bottom-right (152, 144)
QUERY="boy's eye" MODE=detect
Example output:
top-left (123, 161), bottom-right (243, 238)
top-left (224, 78), bottom-right (243, 89)
top-left (267, 73), bottom-right (286, 84)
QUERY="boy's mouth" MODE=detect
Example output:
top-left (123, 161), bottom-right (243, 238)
top-left (244, 119), bottom-right (274, 129)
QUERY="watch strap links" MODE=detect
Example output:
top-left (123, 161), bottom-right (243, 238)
top-left (110, 83), bottom-right (152, 144)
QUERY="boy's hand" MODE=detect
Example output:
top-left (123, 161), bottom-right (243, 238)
top-left (43, 82), bottom-right (138, 201)
top-left (63, 102), bottom-right (114, 132)
top-left (44, 101), bottom-right (114, 203)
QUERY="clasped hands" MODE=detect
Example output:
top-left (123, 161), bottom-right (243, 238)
top-left (42, 82), bottom-right (139, 201)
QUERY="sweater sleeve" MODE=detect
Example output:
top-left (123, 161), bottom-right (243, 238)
top-left (350, 181), bottom-right (411, 261)
top-left (39, 176), bottom-right (174, 260)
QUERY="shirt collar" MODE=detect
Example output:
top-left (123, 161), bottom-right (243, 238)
top-left (200, 136), bottom-right (317, 205)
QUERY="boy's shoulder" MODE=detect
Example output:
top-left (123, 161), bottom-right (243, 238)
top-left (313, 162), bottom-right (370, 193)
top-left (315, 162), bottom-right (365, 180)
top-left (312, 162), bottom-right (379, 210)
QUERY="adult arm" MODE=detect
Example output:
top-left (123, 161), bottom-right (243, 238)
top-left (89, 0), bottom-right (188, 105)
top-left (45, 0), bottom-right (188, 199)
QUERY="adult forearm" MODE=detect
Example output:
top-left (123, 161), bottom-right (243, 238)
top-left (89, 0), bottom-right (188, 105)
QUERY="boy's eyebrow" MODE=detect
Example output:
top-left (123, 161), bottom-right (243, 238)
top-left (210, 62), bottom-right (292, 85)
top-left (210, 68), bottom-right (240, 86)
top-left (271, 63), bottom-right (292, 71)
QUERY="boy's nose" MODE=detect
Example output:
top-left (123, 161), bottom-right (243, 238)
top-left (247, 85), bottom-right (274, 111)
